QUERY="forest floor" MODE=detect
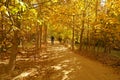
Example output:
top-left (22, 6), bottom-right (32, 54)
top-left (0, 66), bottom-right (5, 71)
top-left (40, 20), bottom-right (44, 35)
top-left (0, 42), bottom-right (120, 80)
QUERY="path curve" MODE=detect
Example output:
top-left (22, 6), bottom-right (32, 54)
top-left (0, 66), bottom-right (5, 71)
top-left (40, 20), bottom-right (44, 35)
top-left (44, 44), bottom-right (119, 80)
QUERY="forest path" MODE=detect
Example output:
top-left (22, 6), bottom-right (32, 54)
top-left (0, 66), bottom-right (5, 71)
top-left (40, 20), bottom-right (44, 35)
top-left (10, 43), bottom-right (120, 80)
top-left (31, 43), bottom-right (119, 80)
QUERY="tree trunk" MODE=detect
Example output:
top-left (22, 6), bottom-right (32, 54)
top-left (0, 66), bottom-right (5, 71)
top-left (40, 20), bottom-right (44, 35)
top-left (39, 25), bottom-right (42, 51)
top-left (93, 0), bottom-right (98, 52)
top-left (7, 31), bottom-right (19, 73)
top-left (43, 22), bottom-right (47, 50)
top-left (72, 15), bottom-right (75, 50)
top-left (0, 12), bottom-right (4, 52)
top-left (79, 11), bottom-right (85, 50)
top-left (6, 0), bottom-right (20, 72)
top-left (36, 22), bottom-right (40, 53)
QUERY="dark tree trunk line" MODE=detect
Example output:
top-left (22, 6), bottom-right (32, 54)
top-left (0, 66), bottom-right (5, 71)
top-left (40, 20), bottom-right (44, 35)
top-left (0, 12), bottom-right (5, 52)
top-left (4, 0), bottom-right (20, 73)
top-left (92, 0), bottom-right (99, 52)
top-left (79, 11), bottom-right (85, 51)
top-left (43, 22), bottom-right (47, 50)
top-left (72, 15), bottom-right (75, 50)
top-left (39, 25), bottom-right (42, 51)
top-left (7, 31), bottom-right (19, 73)
top-left (36, 23), bottom-right (40, 54)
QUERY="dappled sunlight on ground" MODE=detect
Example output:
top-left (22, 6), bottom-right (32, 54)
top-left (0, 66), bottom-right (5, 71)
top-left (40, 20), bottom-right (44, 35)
top-left (51, 65), bottom-right (62, 70)
top-left (62, 69), bottom-right (74, 80)
top-left (16, 56), bottom-right (29, 61)
top-left (12, 68), bottom-right (38, 80)
top-left (47, 45), bottom-right (68, 52)
top-left (0, 59), bottom-right (8, 64)
top-left (0, 44), bottom-right (120, 80)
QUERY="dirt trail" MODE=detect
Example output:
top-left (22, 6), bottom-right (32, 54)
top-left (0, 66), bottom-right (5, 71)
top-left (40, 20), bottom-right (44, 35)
top-left (2, 44), bottom-right (119, 80)
top-left (44, 44), bottom-right (120, 80)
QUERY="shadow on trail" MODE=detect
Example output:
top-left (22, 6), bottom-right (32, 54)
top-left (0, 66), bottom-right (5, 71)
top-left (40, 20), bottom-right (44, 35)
top-left (1, 44), bottom-right (120, 80)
